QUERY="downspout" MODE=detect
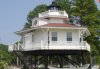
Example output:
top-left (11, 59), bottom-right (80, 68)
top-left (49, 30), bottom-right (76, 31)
top-left (47, 28), bottom-right (50, 49)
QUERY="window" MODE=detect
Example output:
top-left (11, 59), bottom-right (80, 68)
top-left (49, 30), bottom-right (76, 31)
top-left (67, 32), bottom-right (72, 41)
top-left (52, 32), bottom-right (57, 41)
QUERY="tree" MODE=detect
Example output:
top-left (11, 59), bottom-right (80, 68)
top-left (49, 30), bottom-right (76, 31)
top-left (0, 44), bottom-right (16, 64)
top-left (54, 0), bottom-right (71, 15)
top-left (71, 0), bottom-right (99, 26)
top-left (24, 4), bottom-right (47, 29)
top-left (0, 60), bottom-right (8, 69)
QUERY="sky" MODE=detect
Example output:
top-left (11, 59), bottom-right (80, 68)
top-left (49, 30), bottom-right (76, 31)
top-left (0, 0), bottom-right (100, 45)
top-left (0, 0), bottom-right (52, 44)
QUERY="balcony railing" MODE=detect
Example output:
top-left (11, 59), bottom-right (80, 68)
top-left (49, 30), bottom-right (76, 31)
top-left (39, 10), bottom-right (68, 18)
top-left (8, 41), bottom-right (90, 52)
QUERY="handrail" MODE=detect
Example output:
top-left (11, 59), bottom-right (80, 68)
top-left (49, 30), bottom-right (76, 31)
top-left (85, 41), bottom-right (91, 52)
top-left (12, 41), bottom-right (90, 51)
top-left (13, 42), bottom-right (24, 51)
top-left (39, 10), bottom-right (67, 17)
top-left (19, 44), bottom-right (24, 51)
top-left (13, 44), bottom-right (18, 50)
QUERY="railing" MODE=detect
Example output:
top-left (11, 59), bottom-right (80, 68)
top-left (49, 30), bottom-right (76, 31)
top-left (49, 41), bottom-right (85, 46)
top-left (39, 10), bottom-right (68, 18)
top-left (8, 41), bottom-right (90, 52)
top-left (85, 41), bottom-right (91, 52)
top-left (8, 42), bottom-right (24, 51)
top-left (13, 42), bottom-right (24, 51)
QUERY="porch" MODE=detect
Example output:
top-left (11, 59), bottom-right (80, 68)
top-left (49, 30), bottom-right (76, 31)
top-left (9, 41), bottom-right (90, 52)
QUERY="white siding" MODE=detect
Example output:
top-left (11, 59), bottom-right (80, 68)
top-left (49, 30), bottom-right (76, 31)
top-left (38, 18), bottom-right (64, 26)
top-left (48, 19), bottom-right (64, 23)
top-left (19, 28), bottom-right (90, 51)
top-left (38, 19), bottom-right (48, 26)
top-left (24, 33), bottom-right (32, 50)
top-left (49, 29), bottom-right (79, 43)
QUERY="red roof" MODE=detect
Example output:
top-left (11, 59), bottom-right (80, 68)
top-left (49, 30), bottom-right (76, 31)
top-left (40, 23), bottom-right (80, 28)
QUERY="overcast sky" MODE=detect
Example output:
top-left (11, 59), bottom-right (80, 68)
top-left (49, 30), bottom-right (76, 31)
top-left (0, 0), bottom-right (100, 44)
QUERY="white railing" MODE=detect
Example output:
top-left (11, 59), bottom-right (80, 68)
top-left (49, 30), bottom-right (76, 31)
top-left (39, 10), bottom-right (68, 18)
top-left (8, 42), bottom-right (24, 51)
top-left (85, 41), bottom-right (91, 52)
top-left (8, 41), bottom-right (90, 52)
top-left (49, 41), bottom-right (85, 46)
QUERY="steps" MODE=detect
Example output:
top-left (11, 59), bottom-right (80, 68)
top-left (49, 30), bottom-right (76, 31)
top-left (14, 51), bottom-right (30, 69)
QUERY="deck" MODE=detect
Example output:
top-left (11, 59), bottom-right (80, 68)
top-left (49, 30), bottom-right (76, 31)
top-left (9, 41), bottom-right (90, 52)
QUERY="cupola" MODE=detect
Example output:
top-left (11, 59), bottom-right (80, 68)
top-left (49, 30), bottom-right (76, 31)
top-left (47, 1), bottom-right (61, 11)
top-left (39, 1), bottom-right (68, 19)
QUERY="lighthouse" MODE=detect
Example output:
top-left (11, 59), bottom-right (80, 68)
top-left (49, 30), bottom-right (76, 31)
top-left (9, 1), bottom-right (91, 69)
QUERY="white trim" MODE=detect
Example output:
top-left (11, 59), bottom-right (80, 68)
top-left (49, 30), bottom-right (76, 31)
top-left (10, 41), bottom-right (90, 52)
top-left (39, 26), bottom-right (87, 30)
top-left (16, 26), bottom-right (90, 37)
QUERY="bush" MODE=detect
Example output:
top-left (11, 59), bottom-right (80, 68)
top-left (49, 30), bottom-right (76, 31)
top-left (0, 60), bottom-right (8, 69)
top-left (96, 56), bottom-right (100, 64)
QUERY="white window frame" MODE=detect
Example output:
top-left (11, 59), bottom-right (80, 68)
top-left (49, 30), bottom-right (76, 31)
top-left (66, 32), bottom-right (72, 42)
top-left (52, 32), bottom-right (57, 41)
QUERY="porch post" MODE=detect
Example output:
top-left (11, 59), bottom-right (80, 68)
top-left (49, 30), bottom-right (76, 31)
top-left (47, 28), bottom-right (50, 49)
top-left (60, 55), bottom-right (63, 68)
top-left (17, 57), bottom-right (19, 65)
top-left (82, 52), bottom-right (85, 65)
top-left (34, 55), bottom-right (37, 68)
top-left (18, 41), bottom-right (20, 50)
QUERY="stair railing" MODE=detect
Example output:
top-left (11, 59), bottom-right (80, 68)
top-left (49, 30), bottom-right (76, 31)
top-left (13, 41), bottom-right (24, 51)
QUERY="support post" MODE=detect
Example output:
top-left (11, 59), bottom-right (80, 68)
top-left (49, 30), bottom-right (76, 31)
top-left (34, 55), bottom-right (37, 68)
top-left (88, 53), bottom-right (92, 69)
top-left (82, 52), bottom-right (85, 65)
top-left (30, 55), bottom-right (32, 65)
top-left (44, 56), bottom-right (49, 69)
top-left (17, 57), bottom-right (19, 65)
top-left (60, 55), bottom-right (63, 68)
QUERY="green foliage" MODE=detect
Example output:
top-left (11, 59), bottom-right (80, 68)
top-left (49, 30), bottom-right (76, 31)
top-left (0, 44), bottom-right (16, 64)
top-left (24, 4), bottom-right (47, 29)
top-left (71, 0), bottom-right (99, 25)
top-left (96, 56), bottom-right (100, 64)
top-left (55, 0), bottom-right (71, 15)
top-left (85, 25), bottom-right (100, 56)
top-left (0, 60), bottom-right (8, 69)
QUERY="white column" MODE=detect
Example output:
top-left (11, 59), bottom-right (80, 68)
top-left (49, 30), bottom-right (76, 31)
top-left (17, 57), bottom-right (19, 65)
top-left (18, 41), bottom-right (20, 50)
